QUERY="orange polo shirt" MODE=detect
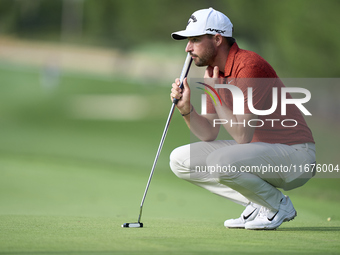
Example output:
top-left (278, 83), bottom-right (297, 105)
top-left (206, 43), bottom-right (315, 145)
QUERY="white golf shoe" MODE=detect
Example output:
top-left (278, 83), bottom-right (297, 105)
top-left (224, 202), bottom-right (261, 228)
top-left (245, 195), bottom-right (297, 230)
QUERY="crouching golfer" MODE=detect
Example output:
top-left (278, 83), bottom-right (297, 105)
top-left (169, 8), bottom-right (315, 230)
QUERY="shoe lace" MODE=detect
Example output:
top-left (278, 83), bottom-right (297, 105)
top-left (257, 206), bottom-right (270, 218)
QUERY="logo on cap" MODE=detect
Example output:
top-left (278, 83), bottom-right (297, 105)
top-left (206, 28), bottom-right (226, 34)
top-left (187, 15), bottom-right (197, 26)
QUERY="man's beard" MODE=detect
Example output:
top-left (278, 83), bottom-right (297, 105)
top-left (192, 47), bottom-right (217, 67)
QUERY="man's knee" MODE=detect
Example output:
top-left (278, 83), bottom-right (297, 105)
top-left (169, 145), bottom-right (191, 180)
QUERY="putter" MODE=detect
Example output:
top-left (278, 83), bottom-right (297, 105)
top-left (122, 53), bottom-right (193, 228)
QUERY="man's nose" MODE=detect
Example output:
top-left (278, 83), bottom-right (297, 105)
top-left (185, 41), bottom-right (193, 53)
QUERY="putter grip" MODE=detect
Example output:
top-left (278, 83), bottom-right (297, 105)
top-left (173, 53), bottom-right (193, 105)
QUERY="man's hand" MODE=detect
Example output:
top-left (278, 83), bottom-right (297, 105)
top-left (204, 66), bottom-right (220, 88)
top-left (170, 77), bottom-right (191, 116)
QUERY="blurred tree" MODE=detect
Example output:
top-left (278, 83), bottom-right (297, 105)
top-left (0, 0), bottom-right (62, 38)
top-left (0, 0), bottom-right (339, 77)
top-left (61, 0), bottom-right (84, 42)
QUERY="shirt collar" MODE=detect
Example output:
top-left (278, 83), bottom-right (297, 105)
top-left (224, 42), bottom-right (239, 77)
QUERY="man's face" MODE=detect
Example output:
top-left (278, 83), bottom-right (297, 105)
top-left (186, 35), bottom-right (217, 67)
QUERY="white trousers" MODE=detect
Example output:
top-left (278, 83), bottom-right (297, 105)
top-left (169, 141), bottom-right (316, 211)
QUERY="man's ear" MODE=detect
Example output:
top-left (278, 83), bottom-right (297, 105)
top-left (214, 34), bottom-right (223, 47)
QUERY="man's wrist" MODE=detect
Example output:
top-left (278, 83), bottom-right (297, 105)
top-left (181, 105), bottom-right (194, 116)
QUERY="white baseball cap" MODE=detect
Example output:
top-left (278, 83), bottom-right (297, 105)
top-left (171, 7), bottom-right (233, 40)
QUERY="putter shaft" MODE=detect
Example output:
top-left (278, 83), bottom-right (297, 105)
top-left (137, 53), bottom-right (193, 223)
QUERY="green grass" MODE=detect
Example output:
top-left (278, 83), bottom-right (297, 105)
top-left (1, 157), bottom-right (340, 255)
top-left (1, 155), bottom-right (340, 255)
top-left (0, 64), bottom-right (340, 254)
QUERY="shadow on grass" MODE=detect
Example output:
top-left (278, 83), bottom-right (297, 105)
top-left (278, 227), bottom-right (340, 231)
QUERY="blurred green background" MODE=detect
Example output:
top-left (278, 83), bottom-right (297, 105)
top-left (0, 0), bottom-right (339, 254)
top-left (1, 0), bottom-right (340, 77)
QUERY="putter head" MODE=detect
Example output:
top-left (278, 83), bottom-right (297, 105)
top-left (121, 222), bottom-right (143, 228)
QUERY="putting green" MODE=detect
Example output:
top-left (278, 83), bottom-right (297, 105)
top-left (1, 152), bottom-right (340, 255)
top-left (0, 64), bottom-right (339, 254)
